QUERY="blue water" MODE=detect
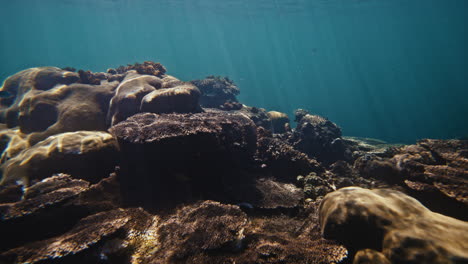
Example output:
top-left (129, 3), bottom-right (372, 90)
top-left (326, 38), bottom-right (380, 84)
top-left (1, 0), bottom-right (467, 143)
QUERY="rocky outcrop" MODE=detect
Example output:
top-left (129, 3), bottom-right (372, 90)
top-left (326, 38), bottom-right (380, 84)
top-left (148, 201), bottom-right (247, 263)
top-left (236, 105), bottom-right (272, 130)
top-left (0, 131), bottom-right (119, 186)
top-left (354, 139), bottom-right (468, 220)
top-left (255, 135), bottom-right (323, 182)
top-left (288, 110), bottom-right (350, 165)
top-left (320, 187), bottom-right (468, 263)
top-left (343, 136), bottom-right (402, 160)
top-left (109, 110), bottom-right (257, 209)
top-left (1, 207), bottom-right (150, 264)
top-left (190, 75), bottom-right (240, 108)
top-left (0, 174), bottom-right (121, 255)
top-left (252, 178), bottom-right (303, 209)
top-left (111, 61), bottom-right (167, 77)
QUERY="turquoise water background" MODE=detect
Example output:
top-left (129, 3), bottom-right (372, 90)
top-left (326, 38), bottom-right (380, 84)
top-left (1, 0), bottom-right (467, 143)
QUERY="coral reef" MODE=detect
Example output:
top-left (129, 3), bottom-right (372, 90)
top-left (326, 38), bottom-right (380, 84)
top-left (288, 110), bottom-right (351, 165)
top-left (354, 139), bottom-right (468, 219)
top-left (190, 75), bottom-right (240, 108)
top-left (255, 135), bottom-right (323, 182)
top-left (111, 61), bottom-right (167, 77)
top-left (0, 62), bottom-right (466, 264)
top-left (149, 201), bottom-right (247, 263)
top-left (236, 105), bottom-right (272, 130)
top-left (320, 187), bottom-right (468, 263)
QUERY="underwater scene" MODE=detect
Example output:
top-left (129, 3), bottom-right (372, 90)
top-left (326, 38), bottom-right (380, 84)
top-left (0, 0), bottom-right (467, 263)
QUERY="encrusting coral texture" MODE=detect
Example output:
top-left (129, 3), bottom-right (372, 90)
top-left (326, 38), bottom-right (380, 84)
top-left (0, 61), bottom-right (466, 264)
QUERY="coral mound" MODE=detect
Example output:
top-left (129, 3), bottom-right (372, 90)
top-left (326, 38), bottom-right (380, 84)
top-left (109, 110), bottom-right (257, 209)
top-left (320, 187), bottom-right (468, 263)
top-left (354, 139), bottom-right (468, 219)
top-left (0, 67), bottom-right (116, 144)
top-left (190, 75), bottom-right (240, 108)
top-left (288, 111), bottom-right (349, 164)
top-left (0, 131), bottom-right (119, 186)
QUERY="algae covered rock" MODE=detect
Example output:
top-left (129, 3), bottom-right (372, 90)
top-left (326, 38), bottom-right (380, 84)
top-left (150, 201), bottom-right (247, 262)
top-left (256, 136), bottom-right (323, 182)
top-left (354, 139), bottom-right (468, 219)
top-left (289, 111), bottom-right (349, 165)
top-left (0, 67), bottom-right (117, 145)
top-left (110, 110), bottom-right (257, 209)
top-left (253, 178), bottom-right (303, 209)
top-left (319, 187), bottom-right (468, 263)
top-left (236, 105), bottom-right (272, 130)
top-left (1, 207), bottom-right (150, 264)
top-left (0, 173), bottom-right (122, 254)
top-left (190, 75), bottom-right (240, 108)
top-left (0, 131), bottom-right (119, 186)
top-left (111, 61), bottom-right (167, 77)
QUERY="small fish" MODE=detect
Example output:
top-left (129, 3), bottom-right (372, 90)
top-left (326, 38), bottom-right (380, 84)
top-left (237, 202), bottom-right (254, 210)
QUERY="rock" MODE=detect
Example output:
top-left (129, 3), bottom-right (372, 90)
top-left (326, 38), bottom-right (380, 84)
top-left (0, 131), bottom-right (119, 186)
top-left (236, 105), bottom-right (272, 130)
top-left (232, 201), bottom-right (348, 264)
top-left (354, 139), bottom-right (468, 220)
top-left (112, 61), bottom-right (167, 77)
top-left (0, 175), bottom-right (89, 221)
top-left (253, 178), bottom-right (303, 208)
top-left (256, 136), bottom-right (323, 182)
top-left (109, 110), bottom-right (257, 209)
top-left (1, 207), bottom-right (150, 264)
top-left (0, 67), bottom-right (117, 145)
top-left (298, 172), bottom-right (333, 200)
top-left (267, 111), bottom-right (290, 134)
top-left (294, 108), bottom-right (309, 122)
top-left (343, 136), bottom-right (402, 160)
top-left (190, 75), bottom-right (240, 108)
top-left (77, 69), bottom-right (108, 85)
top-left (0, 173), bottom-right (121, 253)
top-left (288, 112), bottom-right (349, 165)
top-left (107, 71), bottom-right (201, 126)
top-left (219, 100), bottom-right (243, 111)
top-left (149, 201), bottom-right (247, 262)
top-left (319, 187), bottom-right (468, 263)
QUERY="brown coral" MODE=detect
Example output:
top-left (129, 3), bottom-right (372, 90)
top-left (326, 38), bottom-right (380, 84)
top-left (320, 187), bottom-right (468, 263)
top-left (112, 61), bottom-right (167, 77)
